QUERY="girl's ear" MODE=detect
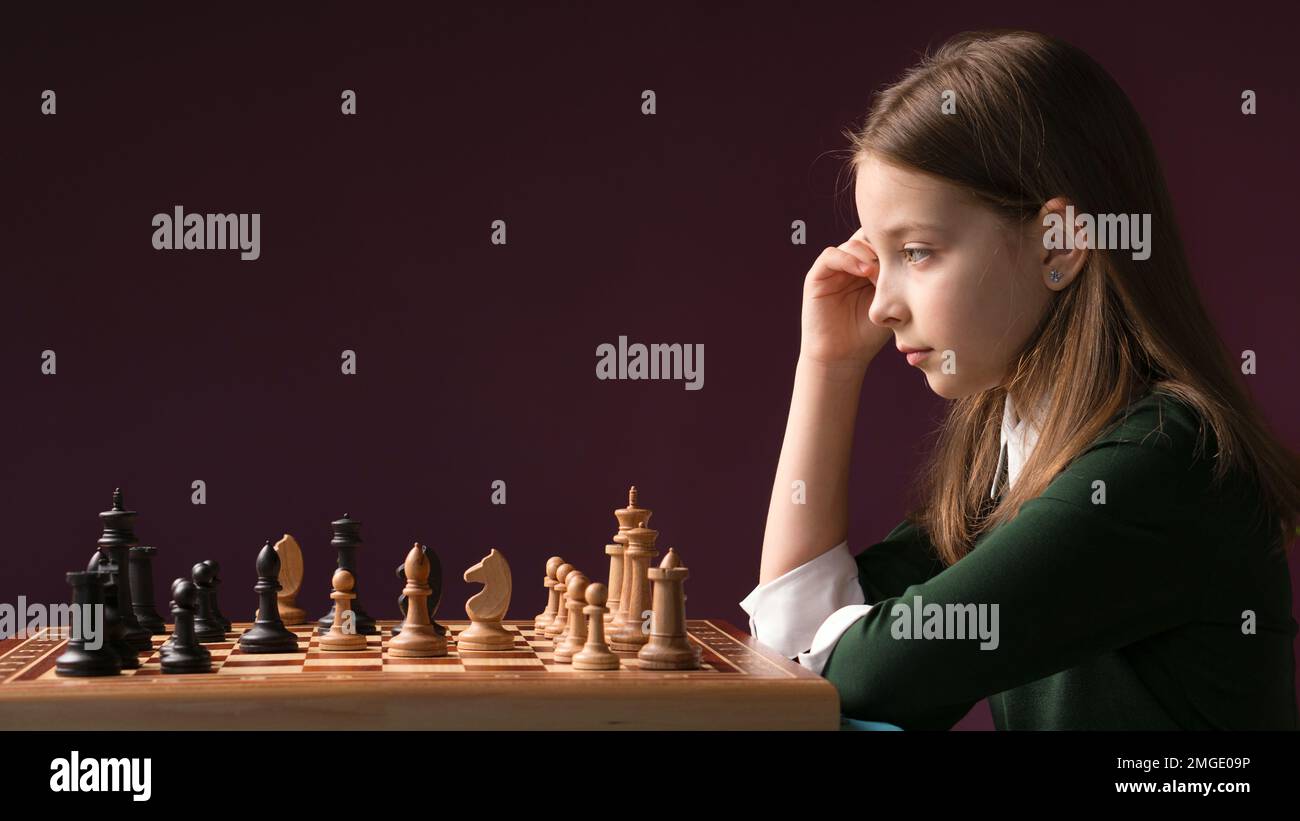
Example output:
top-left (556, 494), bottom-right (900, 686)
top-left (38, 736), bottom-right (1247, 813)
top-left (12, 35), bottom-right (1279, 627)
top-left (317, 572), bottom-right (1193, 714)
top-left (1035, 196), bottom-right (1087, 291)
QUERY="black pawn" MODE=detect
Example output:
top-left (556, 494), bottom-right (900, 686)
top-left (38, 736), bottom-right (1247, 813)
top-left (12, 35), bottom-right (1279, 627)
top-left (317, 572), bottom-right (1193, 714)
top-left (55, 571), bottom-right (123, 677)
top-left (190, 562), bottom-right (227, 642)
top-left (158, 580), bottom-right (182, 658)
top-left (202, 559), bottom-right (232, 631)
top-left (316, 514), bottom-right (377, 635)
top-left (161, 579), bottom-right (213, 674)
top-left (129, 546), bottom-right (167, 635)
top-left (239, 542), bottom-right (299, 654)
top-left (159, 577), bottom-right (185, 657)
top-left (95, 488), bottom-right (152, 652)
top-left (391, 543), bottom-right (446, 638)
top-left (85, 553), bottom-right (140, 670)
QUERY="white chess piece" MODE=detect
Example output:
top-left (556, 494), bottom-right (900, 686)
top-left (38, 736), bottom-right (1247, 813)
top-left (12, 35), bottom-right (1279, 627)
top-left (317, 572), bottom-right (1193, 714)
top-left (458, 549), bottom-right (514, 651)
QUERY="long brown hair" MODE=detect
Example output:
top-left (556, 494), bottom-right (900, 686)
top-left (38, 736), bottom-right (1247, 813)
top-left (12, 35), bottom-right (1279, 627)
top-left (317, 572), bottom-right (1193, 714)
top-left (841, 29), bottom-right (1300, 564)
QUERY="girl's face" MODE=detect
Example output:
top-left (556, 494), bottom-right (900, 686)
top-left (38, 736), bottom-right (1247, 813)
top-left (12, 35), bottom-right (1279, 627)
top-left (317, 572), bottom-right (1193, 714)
top-left (854, 153), bottom-right (1055, 399)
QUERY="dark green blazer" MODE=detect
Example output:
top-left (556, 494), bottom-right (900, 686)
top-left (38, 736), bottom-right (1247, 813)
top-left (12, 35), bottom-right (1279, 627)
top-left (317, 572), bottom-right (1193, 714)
top-left (822, 390), bottom-right (1299, 730)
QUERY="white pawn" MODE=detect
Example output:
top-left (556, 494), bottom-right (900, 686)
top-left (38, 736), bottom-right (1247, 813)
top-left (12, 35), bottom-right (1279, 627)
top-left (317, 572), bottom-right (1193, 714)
top-left (573, 583), bottom-right (619, 671)
top-left (320, 569), bottom-right (367, 652)
top-left (553, 572), bottom-right (589, 663)
top-left (545, 563), bottom-right (575, 640)
top-left (534, 556), bottom-right (565, 632)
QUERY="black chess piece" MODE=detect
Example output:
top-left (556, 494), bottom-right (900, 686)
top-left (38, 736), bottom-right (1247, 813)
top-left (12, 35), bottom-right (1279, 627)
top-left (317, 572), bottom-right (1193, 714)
top-left (391, 543), bottom-right (447, 638)
top-left (191, 562), bottom-right (227, 642)
top-left (55, 571), bottom-right (123, 677)
top-left (93, 489), bottom-right (152, 652)
top-left (239, 542), bottom-right (300, 654)
top-left (86, 553), bottom-right (141, 670)
top-left (161, 578), bottom-right (213, 674)
top-left (315, 514), bottom-right (377, 635)
top-left (202, 559), bottom-right (232, 631)
top-left (128, 546), bottom-right (167, 635)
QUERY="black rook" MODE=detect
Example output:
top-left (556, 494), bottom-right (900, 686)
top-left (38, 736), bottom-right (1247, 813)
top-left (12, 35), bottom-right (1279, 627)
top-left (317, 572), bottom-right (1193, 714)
top-left (54, 571), bottom-right (122, 677)
top-left (129, 546), bottom-right (167, 635)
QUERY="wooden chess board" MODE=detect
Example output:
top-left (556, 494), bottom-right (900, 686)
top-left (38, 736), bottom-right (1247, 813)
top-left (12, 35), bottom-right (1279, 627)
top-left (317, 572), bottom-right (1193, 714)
top-left (0, 620), bottom-right (839, 729)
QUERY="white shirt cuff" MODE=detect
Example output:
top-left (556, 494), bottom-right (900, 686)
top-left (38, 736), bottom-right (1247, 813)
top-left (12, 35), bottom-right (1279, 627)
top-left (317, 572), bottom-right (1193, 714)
top-left (738, 540), bottom-right (865, 659)
top-left (796, 604), bottom-right (873, 675)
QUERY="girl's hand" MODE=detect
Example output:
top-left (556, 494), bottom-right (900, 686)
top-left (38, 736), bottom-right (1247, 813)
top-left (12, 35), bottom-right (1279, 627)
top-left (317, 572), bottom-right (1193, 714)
top-left (799, 227), bottom-right (893, 368)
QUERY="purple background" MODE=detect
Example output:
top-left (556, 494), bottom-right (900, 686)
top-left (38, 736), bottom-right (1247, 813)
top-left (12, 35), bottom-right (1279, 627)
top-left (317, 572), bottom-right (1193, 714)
top-left (2, 2), bottom-right (1296, 730)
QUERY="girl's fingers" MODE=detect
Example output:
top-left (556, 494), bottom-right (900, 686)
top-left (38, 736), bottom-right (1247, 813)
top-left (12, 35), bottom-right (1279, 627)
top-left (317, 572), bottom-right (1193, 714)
top-left (821, 246), bottom-right (873, 277)
top-left (838, 237), bottom-right (877, 267)
top-left (834, 225), bottom-right (877, 270)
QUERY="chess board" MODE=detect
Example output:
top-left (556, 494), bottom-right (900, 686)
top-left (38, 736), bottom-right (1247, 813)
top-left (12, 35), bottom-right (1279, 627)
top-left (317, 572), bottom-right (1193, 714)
top-left (0, 620), bottom-right (839, 730)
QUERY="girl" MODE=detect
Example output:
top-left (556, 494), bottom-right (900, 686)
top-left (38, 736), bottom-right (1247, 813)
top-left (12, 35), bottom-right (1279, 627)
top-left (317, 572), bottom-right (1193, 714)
top-left (741, 29), bottom-right (1300, 730)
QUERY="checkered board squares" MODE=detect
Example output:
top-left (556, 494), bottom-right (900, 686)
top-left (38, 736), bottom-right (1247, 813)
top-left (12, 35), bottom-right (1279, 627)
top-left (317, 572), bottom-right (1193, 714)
top-left (31, 621), bottom-right (729, 680)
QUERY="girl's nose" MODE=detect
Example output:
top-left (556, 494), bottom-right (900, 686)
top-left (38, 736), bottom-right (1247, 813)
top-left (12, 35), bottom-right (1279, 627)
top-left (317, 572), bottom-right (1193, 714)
top-left (867, 266), bottom-right (908, 327)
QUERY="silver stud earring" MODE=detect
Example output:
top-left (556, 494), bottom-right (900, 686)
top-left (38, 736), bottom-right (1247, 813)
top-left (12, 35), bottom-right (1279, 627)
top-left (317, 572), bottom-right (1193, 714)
top-left (1049, 268), bottom-right (1062, 283)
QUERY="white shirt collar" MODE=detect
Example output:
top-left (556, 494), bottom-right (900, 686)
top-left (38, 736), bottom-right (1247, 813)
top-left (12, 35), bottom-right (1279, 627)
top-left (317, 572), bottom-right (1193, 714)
top-left (990, 391), bottom-right (1049, 499)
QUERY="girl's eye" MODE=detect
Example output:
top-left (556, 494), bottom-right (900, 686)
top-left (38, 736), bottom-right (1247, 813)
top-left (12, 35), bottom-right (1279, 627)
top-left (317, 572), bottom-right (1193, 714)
top-left (902, 247), bottom-right (932, 265)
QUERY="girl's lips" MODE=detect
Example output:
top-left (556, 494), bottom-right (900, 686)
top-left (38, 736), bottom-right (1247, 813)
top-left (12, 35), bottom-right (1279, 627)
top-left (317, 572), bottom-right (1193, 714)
top-left (905, 349), bottom-right (932, 366)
